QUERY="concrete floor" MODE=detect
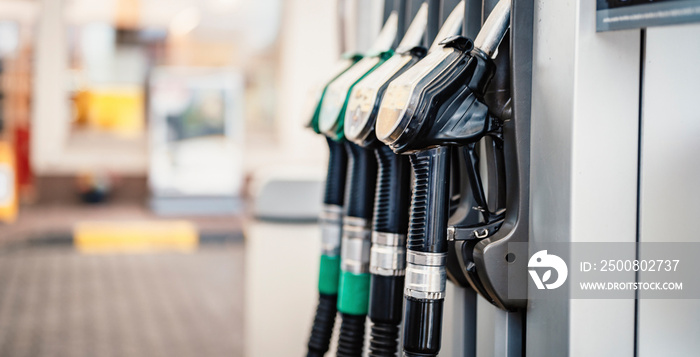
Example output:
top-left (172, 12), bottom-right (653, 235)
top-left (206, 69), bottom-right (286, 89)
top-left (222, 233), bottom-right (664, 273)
top-left (0, 244), bottom-right (244, 357)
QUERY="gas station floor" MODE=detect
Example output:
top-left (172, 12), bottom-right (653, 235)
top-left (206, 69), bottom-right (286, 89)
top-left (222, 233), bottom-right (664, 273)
top-left (0, 204), bottom-right (246, 357)
top-left (0, 244), bottom-right (244, 357)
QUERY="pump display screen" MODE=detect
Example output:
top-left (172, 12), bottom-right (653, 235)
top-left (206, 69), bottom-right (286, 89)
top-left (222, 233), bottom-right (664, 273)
top-left (345, 55), bottom-right (412, 140)
top-left (318, 57), bottom-right (381, 134)
top-left (376, 47), bottom-right (459, 140)
top-left (597, 0), bottom-right (700, 31)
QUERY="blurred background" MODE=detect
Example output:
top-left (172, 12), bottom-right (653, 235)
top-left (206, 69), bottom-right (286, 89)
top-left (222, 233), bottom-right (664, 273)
top-left (0, 0), bottom-right (353, 356)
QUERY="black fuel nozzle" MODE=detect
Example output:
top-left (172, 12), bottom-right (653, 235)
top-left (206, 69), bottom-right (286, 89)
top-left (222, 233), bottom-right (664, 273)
top-left (376, 35), bottom-right (502, 154)
top-left (340, 4), bottom-right (433, 355)
top-left (402, 145), bottom-right (451, 357)
top-left (375, 1), bottom-right (511, 355)
top-left (366, 145), bottom-right (411, 357)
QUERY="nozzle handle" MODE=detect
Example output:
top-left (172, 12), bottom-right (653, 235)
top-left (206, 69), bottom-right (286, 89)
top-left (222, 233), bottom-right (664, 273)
top-left (402, 146), bottom-right (450, 357)
top-left (323, 138), bottom-right (349, 206)
top-left (373, 146), bottom-right (411, 234)
top-left (407, 147), bottom-right (451, 254)
top-left (367, 146), bottom-right (411, 356)
top-left (344, 142), bottom-right (378, 220)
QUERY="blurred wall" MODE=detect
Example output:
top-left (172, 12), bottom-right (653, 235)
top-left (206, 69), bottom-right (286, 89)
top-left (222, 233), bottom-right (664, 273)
top-left (28, 0), bottom-right (358, 190)
top-left (32, 0), bottom-right (76, 175)
top-left (264, 0), bottom-right (342, 172)
top-left (31, 0), bottom-right (284, 177)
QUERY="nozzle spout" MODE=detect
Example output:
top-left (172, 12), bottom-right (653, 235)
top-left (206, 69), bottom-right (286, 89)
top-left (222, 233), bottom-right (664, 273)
top-left (473, 0), bottom-right (511, 58)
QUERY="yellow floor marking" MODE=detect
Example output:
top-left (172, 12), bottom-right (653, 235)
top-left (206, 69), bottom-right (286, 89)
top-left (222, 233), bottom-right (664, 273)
top-left (74, 220), bottom-right (198, 253)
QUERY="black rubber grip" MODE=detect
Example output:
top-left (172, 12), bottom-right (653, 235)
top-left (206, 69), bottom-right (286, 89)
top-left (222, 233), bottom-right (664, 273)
top-left (407, 147), bottom-right (451, 254)
top-left (306, 293), bottom-right (338, 357)
top-left (324, 137), bottom-right (348, 206)
top-left (337, 313), bottom-right (366, 357)
top-left (373, 145), bottom-right (411, 234)
top-left (403, 297), bottom-right (444, 357)
top-left (369, 321), bottom-right (400, 357)
top-left (368, 275), bottom-right (404, 356)
top-left (344, 142), bottom-right (377, 220)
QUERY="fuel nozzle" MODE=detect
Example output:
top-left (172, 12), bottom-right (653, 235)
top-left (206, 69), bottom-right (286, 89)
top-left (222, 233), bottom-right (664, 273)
top-left (376, 0), bottom-right (511, 154)
top-left (339, 4), bottom-right (431, 356)
top-left (374, 1), bottom-right (512, 356)
top-left (306, 138), bottom-right (348, 357)
top-left (331, 10), bottom-right (403, 357)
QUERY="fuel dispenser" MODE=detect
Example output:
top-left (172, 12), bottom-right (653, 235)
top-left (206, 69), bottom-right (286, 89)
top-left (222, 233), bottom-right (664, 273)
top-left (306, 0), bottom-right (533, 355)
